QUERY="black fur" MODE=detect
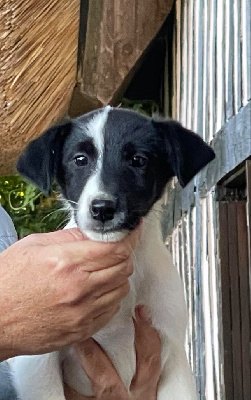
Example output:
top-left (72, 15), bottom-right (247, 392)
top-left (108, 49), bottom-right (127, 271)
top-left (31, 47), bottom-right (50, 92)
top-left (17, 108), bottom-right (215, 233)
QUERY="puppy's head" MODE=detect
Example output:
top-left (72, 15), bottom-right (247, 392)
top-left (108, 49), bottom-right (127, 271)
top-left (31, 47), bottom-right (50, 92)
top-left (17, 107), bottom-right (215, 241)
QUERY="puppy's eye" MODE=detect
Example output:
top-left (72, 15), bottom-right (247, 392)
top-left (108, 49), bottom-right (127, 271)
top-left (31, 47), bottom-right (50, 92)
top-left (74, 155), bottom-right (88, 166)
top-left (129, 155), bottom-right (148, 168)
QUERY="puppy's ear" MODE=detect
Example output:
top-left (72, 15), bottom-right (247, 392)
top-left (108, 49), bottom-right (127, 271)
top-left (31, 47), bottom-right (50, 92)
top-left (153, 120), bottom-right (215, 187)
top-left (16, 122), bottom-right (72, 195)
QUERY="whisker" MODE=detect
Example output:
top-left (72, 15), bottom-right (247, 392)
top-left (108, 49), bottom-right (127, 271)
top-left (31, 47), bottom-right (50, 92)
top-left (66, 199), bottom-right (78, 206)
top-left (56, 216), bottom-right (71, 230)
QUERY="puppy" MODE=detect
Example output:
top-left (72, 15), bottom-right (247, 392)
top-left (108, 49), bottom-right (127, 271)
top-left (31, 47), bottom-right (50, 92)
top-left (12, 107), bottom-right (215, 399)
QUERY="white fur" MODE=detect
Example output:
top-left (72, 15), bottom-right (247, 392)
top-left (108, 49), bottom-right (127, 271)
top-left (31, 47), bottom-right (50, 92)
top-left (11, 203), bottom-right (197, 399)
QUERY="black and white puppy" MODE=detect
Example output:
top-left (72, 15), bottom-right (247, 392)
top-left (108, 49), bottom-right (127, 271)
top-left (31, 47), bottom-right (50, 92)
top-left (13, 107), bottom-right (215, 399)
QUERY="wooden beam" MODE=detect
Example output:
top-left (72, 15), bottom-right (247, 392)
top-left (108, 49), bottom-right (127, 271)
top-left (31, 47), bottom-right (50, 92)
top-left (70, 0), bottom-right (174, 115)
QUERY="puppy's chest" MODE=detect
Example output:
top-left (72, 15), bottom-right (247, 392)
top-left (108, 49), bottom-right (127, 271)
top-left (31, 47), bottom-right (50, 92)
top-left (64, 254), bottom-right (158, 394)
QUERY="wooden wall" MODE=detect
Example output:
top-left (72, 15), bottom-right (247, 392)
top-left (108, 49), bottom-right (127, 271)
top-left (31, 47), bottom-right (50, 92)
top-left (163, 1), bottom-right (251, 399)
top-left (169, 0), bottom-right (251, 139)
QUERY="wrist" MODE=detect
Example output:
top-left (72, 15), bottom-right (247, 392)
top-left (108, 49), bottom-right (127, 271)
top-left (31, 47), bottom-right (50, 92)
top-left (0, 319), bottom-right (18, 361)
top-left (0, 313), bottom-right (20, 361)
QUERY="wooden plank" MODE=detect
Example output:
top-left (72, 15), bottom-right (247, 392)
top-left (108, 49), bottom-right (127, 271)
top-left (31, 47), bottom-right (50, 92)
top-left (201, 198), bottom-right (215, 399)
top-left (207, 195), bottom-right (222, 398)
top-left (195, 195), bottom-right (205, 397)
top-left (186, 211), bottom-right (194, 369)
top-left (192, 0), bottom-right (204, 134)
top-left (186, 0), bottom-right (194, 130)
top-left (207, 0), bottom-right (217, 141)
top-left (181, 217), bottom-right (188, 304)
top-left (233, 0), bottom-right (242, 113)
top-left (224, 0), bottom-right (234, 120)
top-left (175, 0), bottom-right (182, 122)
top-left (246, 160), bottom-right (251, 327)
top-left (171, 13), bottom-right (177, 120)
top-left (191, 207), bottom-right (197, 374)
top-left (201, 0), bottom-right (209, 141)
top-left (215, 0), bottom-right (225, 132)
top-left (241, 0), bottom-right (251, 104)
top-left (237, 201), bottom-right (251, 400)
top-left (219, 202), bottom-right (234, 400)
top-left (227, 202), bottom-right (243, 400)
top-left (180, 0), bottom-right (188, 126)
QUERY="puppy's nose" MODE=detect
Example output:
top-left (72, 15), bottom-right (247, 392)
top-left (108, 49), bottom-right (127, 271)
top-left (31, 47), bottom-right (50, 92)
top-left (91, 199), bottom-right (116, 222)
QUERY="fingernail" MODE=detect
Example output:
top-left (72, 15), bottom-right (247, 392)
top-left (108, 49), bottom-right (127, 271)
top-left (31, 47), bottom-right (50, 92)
top-left (135, 305), bottom-right (152, 322)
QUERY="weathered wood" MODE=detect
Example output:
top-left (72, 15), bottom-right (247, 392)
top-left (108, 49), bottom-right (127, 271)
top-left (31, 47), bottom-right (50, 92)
top-left (241, 0), bottom-right (251, 104)
top-left (175, 0), bottom-right (182, 122)
top-left (227, 202), bottom-right (243, 400)
top-left (72, 0), bottom-right (174, 113)
top-left (202, 0), bottom-right (208, 141)
top-left (207, 195), bottom-right (222, 398)
top-left (224, 0), bottom-right (234, 120)
top-left (186, 0), bottom-right (194, 130)
top-left (165, 2), bottom-right (251, 399)
top-left (233, 0), bottom-right (242, 113)
top-left (201, 198), bottom-right (214, 399)
top-left (219, 202), bottom-right (234, 400)
top-left (246, 160), bottom-right (251, 322)
top-left (192, 0), bottom-right (204, 134)
top-left (194, 193), bottom-right (205, 397)
top-left (215, 0), bottom-right (225, 132)
top-left (237, 201), bottom-right (251, 400)
top-left (208, 0), bottom-right (217, 141)
top-left (162, 101), bottom-right (251, 236)
top-left (180, 0), bottom-right (188, 127)
top-left (202, 101), bottom-right (251, 195)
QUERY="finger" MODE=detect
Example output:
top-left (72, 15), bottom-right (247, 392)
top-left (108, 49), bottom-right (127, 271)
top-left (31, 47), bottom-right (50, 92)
top-left (92, 281), bottom-right (130, 313)
top-left (70, 225), bottom-right (141, 270)
top-left (130, 305), bottom-right (161, 391)
top-left (92, 304), bottom-right (121, 334)
top-left (87, 258), bottom-right (133, 295)
top-left (73, 339), bottom-right (128, 400)
top-left (49, 238), bottom-right (135, 273)
top-left (25, 228), bottom-right (87, 246)
top-left (64, 383), bottom-right (94, 400)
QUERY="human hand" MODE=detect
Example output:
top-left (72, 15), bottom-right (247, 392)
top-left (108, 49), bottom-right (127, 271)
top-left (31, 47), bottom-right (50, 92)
top-left (0, 227), bottom-right (140, 360)
top-left (64, 305), bottom-right (161, 400)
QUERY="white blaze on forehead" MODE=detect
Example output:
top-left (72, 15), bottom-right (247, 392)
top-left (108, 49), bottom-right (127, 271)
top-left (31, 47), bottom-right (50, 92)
top-left (85, 106), bottom-right (111, 154)
top-left (77, 106), bottom-right (114, 234)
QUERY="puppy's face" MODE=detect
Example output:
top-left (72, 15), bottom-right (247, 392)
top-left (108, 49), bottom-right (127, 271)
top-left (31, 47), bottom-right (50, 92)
top-left (17, 107), bottom-right (215, 241)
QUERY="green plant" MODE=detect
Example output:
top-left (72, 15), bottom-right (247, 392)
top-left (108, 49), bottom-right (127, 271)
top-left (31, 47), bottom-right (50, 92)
top-left (121, 98), bottom-right (159, 116)
top-left (0, 176), bottom-right (68, 238)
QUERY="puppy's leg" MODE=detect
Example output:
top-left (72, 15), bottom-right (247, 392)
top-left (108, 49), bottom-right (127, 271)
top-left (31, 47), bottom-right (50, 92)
top-left (11, 352), bottom-right (65, 400)
top-left (158, 346), bottom-right (197, 400)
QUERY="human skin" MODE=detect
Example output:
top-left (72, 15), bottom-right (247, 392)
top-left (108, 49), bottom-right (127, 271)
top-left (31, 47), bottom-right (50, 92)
top-left (0, 227), bottom-right (140, 361)
top-left (64, 305), bottom-right (161, 400)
